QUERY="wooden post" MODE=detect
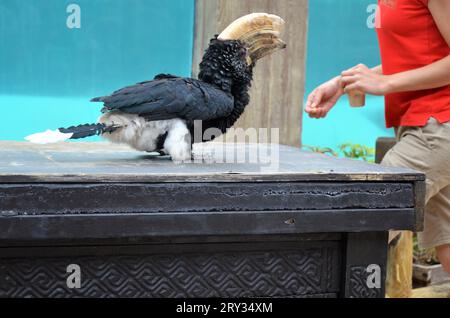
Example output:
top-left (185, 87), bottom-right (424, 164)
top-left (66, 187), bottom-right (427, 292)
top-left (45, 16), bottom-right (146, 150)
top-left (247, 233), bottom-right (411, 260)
top-left (386, 231), bottom-right (414, 298)
top-left (375, 137), bottom-right (415, 298)
top-left (192, 0), bottom-right (308, 147)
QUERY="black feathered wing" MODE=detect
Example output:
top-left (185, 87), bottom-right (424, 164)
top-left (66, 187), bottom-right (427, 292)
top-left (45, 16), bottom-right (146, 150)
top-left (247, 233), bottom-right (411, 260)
top-left (91, 77), bottom-right (234, 122)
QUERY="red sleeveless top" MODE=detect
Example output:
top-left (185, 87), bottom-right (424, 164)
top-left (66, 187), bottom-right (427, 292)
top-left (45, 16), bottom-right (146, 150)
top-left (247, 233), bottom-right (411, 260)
top-left (376, 0), bottom-right (450, 127)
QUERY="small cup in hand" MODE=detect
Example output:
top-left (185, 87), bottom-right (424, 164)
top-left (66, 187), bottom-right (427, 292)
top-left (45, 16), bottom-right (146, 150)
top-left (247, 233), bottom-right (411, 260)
top-left (348, 90), bottom-right (366, 107)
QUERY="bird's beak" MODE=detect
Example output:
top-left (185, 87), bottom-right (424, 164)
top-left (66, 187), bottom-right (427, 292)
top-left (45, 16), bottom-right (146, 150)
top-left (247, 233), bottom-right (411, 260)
top-left (218, 13), bottom-right (286, 66)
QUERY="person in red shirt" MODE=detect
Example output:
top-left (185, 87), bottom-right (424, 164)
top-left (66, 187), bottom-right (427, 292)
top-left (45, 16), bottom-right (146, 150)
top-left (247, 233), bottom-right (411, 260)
top-left (305, 0), bottom-right (450, 275)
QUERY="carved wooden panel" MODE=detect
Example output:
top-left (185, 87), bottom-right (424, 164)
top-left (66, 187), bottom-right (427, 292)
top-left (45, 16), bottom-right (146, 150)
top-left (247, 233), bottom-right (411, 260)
top-left (0, 245), bottom-right (340, 298)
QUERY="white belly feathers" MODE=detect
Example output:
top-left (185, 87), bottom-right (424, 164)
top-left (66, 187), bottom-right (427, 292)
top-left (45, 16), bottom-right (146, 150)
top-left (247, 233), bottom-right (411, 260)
top-left (99, 111), bottom-right (192, 161)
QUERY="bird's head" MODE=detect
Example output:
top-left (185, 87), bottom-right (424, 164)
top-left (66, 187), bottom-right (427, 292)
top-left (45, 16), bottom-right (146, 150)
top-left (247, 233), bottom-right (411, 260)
top-left (199, 13), bottom-right (286, 93)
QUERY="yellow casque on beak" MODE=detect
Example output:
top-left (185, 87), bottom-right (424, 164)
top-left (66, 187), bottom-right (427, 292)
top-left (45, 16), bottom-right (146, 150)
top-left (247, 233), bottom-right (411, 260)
top-left (218, 13), bottom-right (286, 65)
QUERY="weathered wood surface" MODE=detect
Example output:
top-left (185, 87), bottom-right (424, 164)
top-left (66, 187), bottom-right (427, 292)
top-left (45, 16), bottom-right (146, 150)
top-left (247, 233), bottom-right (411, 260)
top-left (0, 142), bottom-right (424, 240)
top-left (0, 182), bottom-right (415, 214)
top-left (0, 141), bottom-right (424, 183)
top-left (376, 137), bottom-right (397, 164)
top-left (192, 0), bottom-right (308, 147)
top-left (0, 209), bottom-right (417, 241)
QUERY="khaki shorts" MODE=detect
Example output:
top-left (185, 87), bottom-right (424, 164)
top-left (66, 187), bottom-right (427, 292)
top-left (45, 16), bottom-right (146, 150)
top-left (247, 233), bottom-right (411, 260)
top-left (381, 117), bottom-right (450, 249)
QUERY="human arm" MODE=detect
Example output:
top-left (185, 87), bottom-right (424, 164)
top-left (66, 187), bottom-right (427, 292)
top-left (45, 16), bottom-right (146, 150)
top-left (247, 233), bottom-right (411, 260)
top-left (341, 0), bottom-right (450, 95)
top-left (305, 64), bottom-right (382, 118)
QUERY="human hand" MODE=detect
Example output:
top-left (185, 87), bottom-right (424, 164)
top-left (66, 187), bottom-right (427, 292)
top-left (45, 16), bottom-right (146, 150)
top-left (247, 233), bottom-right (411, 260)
top-left (341, 64), bottom-right (392, 96)
top-left (305, 77), bottom-right (344, 119)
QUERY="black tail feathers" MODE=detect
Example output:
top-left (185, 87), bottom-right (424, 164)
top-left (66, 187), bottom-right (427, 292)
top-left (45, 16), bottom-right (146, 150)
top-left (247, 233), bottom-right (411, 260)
top-left (58, 123), bottom-right (120, 140)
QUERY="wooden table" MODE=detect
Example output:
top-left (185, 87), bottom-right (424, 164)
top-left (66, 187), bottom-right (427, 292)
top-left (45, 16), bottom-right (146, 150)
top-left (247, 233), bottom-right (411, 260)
top-left (0, 142), bottom-right (425, 298)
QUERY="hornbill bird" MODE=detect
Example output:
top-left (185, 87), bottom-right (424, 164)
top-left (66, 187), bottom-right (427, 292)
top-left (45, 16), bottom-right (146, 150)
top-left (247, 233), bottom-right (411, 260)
top-left (26, 13), bottom-right (286, 161)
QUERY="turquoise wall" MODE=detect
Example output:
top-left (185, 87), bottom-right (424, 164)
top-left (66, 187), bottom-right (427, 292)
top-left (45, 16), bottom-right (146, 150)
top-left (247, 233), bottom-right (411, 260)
top-left (303, 0), bottom-right (394, 150)
top-left (0, 0), bottom-right (393, 147)
top-left (0, 0), bottom-right (195, 140)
